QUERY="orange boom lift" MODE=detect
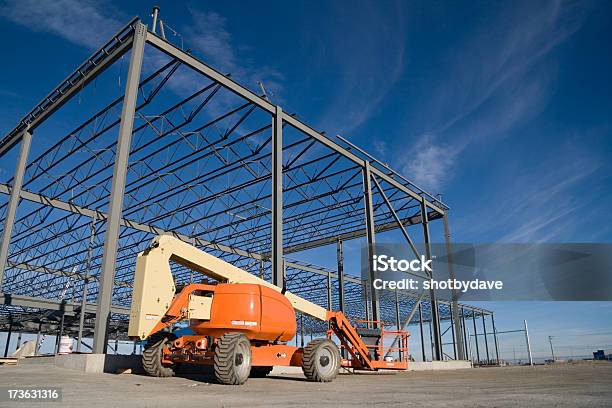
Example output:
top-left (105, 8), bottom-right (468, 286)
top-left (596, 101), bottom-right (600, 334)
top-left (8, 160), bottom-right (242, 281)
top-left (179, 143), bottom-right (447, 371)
top-left (128, 235), bottom-right (409, 384)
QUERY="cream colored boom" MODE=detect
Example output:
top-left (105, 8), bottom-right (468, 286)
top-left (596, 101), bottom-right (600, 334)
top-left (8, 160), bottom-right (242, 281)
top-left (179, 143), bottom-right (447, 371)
top-left (128, 234), bottom-right (328, 339)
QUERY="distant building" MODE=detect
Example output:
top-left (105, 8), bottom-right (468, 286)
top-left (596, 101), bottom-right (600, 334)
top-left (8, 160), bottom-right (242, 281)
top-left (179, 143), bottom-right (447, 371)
top-left (593, 350), bottom-right (612, 360)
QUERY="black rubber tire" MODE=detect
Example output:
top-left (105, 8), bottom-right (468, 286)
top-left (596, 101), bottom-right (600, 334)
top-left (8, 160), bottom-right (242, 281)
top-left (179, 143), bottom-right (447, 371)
top-left (302, 338), bottom-right (340, 382)
top-left (142, 332), bottom-right (177, 377)
top-left (250, 366), bottom-right (273, 378)
top-left (214, 333), bottom-right (252, 385)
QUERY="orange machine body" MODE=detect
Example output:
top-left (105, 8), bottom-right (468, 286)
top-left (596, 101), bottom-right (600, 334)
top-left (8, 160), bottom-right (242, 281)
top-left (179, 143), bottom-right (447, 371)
top-left (151, 282), bottom-right (408, 371)
top-left (192, 283), bottom-right (296, 342)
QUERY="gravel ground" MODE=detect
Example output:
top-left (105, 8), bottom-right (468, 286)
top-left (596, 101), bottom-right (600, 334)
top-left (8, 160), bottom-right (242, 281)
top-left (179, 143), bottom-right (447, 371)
top-left (1, 360), bottom-right (611, 407)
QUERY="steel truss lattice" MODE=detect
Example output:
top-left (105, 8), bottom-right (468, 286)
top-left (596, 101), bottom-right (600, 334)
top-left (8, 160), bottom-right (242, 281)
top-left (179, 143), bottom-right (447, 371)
top-left (0, 16), bottom-right (492, 361)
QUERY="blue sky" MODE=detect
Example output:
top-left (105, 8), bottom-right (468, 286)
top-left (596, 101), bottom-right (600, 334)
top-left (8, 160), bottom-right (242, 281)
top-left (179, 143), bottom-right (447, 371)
top-left (0, 0), bottom-right (611, 360)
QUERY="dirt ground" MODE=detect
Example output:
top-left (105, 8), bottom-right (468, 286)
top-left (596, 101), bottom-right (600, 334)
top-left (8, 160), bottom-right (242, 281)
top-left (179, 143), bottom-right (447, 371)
top-left (1, 361), bottom-right (611, 407)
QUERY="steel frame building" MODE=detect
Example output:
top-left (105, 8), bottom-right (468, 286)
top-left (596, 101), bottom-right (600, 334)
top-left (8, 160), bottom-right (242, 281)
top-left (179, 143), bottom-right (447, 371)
top-left (0, 16), bottom-right (498, 363)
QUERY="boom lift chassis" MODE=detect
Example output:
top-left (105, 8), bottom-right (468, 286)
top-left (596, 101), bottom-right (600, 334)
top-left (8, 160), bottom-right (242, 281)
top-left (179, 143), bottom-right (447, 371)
top-left (128, 235), bottom-right (409, 384)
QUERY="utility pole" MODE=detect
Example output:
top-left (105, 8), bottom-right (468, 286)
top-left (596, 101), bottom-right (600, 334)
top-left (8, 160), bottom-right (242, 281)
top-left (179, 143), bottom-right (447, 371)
top-left (548, 336), bottom-right (556, 362)
top-left (524, 320), bottom-right (533, 365)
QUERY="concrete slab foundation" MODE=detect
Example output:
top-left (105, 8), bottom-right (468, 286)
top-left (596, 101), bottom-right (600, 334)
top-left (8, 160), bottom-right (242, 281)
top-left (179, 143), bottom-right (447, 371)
top-left (407, 360), bottom-right (472, 371)
top-left (51, 354), bottom-right (470, 375)
top-left (54, 354), bottom-right (142, 374)
top-left (271, 361), bottom-right (472, 376)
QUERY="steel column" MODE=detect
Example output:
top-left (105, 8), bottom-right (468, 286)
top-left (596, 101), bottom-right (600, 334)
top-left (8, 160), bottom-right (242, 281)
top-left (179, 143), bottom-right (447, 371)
top-left (3, 314), bottom-right (12, 357)
top-left (363, 284), bottom-right (371, 321)
top-left (443, 213), bottom-right (465, 360)
top-left (394, 289), bottom-right (402, 359)
top-left (429, 317), bottom-right (434, 359)
top-left (461, 307), bottom-right (469, 359)
top-left (362, 162), bottom-right (380, 323)
top-left (35, 322), bottom-right (42, 356)
top-left (78, 215), bottom-right (96, 353)
top-left (271, 105), bottom-right (284, 288)
top-left (394, 290), bottom-right (401, 330)
top-left (337, 240), bottom-right (345, 312)
top-left (93, 23), bottom-right (147, 354)
top-left (482, 312), bottom-right (490, 364)
top-left (421, 198), bottom-right (442, 360)
top-left (300, 314), bottom-right (304, 347)
top-left (524, 319), bottom-right (533, 365)
top-left (419, 304), bottom-right (426, 361)
top-left (472, 311), bottom-right (480, 363)
top-left (491, 314), bottom-right (500, 364)
top-left (384, 291), bottom-right (427, 359)
top-left (450, 314), bottom-right (457, 359)
top-left (326, 271), bottom-right (332, 310)
top-left (0, 130), bottom-right (32, 290)
top-left (55, 312), bottom-right (65, 354)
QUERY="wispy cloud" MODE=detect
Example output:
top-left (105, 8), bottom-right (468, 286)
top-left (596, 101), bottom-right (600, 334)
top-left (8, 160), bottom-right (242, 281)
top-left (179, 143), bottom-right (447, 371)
top-left (399, 134), bottom-right (458, 193)
top-left (395, 0), bottom-right (591, 191)
top-left (0, 0), bottom-right (125, 49)
top-left (312, 0), bottom-right (406, 134)
top-left (0, 0), bottom-right (286, 118)
top-left (459, 142), bottom-right (601, 243)
top-left (184, 8), bottom-right (284, 99)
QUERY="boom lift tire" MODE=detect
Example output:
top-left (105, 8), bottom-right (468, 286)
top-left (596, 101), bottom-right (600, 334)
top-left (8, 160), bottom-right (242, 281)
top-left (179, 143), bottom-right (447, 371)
top-left (302, 338), bottom-right (340, 382)
top-left (250, 366), bottom-right (273, 378)
top-left (214, 332), bottom-right (252, 385)
top-left (142, 332), bottom-right (177, 377)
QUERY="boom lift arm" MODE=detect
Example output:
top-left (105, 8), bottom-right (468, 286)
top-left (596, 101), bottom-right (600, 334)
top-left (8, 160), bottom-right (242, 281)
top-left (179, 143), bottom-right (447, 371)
top-left (128, 235), bottom-right (327, 339)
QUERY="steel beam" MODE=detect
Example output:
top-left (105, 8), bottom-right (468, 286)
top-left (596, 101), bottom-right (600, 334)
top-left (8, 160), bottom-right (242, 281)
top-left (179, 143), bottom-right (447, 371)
top-left (93, 23), bottom-right (147, 354)
top-left (1, 293), bottom-right (129, 315)
top-left (282, 212), bottom-right (440, 254)
top-left (146, 33), bottom-right (275, 114)
top-left (0, 181), bottom-right (365, 288)
top-left (0, 187), bottom-right (449, 286)
top-left (363, 162), bottom-right (380, 323)
top-left (0, 182), bottom-right (263, 263)
top-left (145, 31), bottom-right (446, 216)
top-left (0, 130), bottom-right (32, 291)
top-left (271, 106), bottom-right (284, 287)
top-left (371, 175), bottom-right (420, 257)
top-left (6, 261), bottom-right (131, 288)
